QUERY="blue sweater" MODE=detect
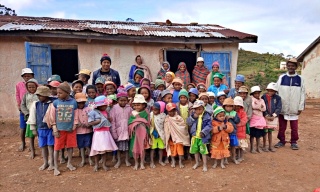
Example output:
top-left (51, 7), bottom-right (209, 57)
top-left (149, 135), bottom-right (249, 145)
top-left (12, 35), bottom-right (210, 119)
top-left (92, 68), bottom-right (121, 87)
top-left (35, 100), bottom-right (52, 129)
top-left (261, 94), bottom-right (282, 117)
top-left (187, 112), bottom-right (212, 144)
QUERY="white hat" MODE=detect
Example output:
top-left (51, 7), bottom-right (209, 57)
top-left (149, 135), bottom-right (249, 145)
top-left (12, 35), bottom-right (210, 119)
top-left (266, 82), bottom-right (278, 91)
top-left (197, 57), bottom-right (204, 62)
top-left (207, 92), bottom-right (215, 97)
top-left (250, 86), bottom-right (261, 95)
top-left (132, 94), bottom-right (147, 104)
top-left (217, 91), bottom-right (227, 97)
top-left (192, 100), bottom-right (205, 109)
top-left (234, 96), bottom-right (243, 107)
top-left (21, 68), bottom-right (33, 76)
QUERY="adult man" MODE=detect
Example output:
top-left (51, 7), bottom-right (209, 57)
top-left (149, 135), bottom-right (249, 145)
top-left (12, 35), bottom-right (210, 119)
top-left (274, 58), bottom-right (305, 150)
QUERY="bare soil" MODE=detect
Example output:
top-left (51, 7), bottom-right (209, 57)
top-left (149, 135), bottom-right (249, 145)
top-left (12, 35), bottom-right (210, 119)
top-left (0, 108), bottom-right (320, 192)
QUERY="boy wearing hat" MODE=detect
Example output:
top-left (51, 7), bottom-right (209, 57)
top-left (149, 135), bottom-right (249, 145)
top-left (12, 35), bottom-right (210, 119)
top-left (28, 86), bottom-right (54, 170)
top-left (48, 81), bottom-right (60, 98)
top-left (187, 100), bottom-right (212, 172)
top-left (192, 57), bottom-right (210, 85)
top-left (199, 92), bottom-right (214, 116)
top-left (47, 74), bottom-right (62, 84)
top-left (275, 58), bottom-right (305, 150)
top-left (208, 73), bottom-right (229, 96)
top-left (188, 88), bottom-right (199, 104)
top-left (172, 78), bottom-right (184, 103)
top-left (95, 77), bottom-right (106, 96)
top-left (261, 83), bottom-right (282, 152)
top-left (16, 68), bottom-right (34, 151)
top-left (76, 69), bottom-right (91, 94)
top-left (228, 74), bottom-right (245, 99)
top-left (46, 82), bottom-right (78, 176)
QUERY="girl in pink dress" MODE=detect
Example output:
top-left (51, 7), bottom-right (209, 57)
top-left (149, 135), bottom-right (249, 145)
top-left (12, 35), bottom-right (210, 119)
top-left (249, 86), bottom-right (267, 153)
top-left (89, 96), bottom-right (118, 172)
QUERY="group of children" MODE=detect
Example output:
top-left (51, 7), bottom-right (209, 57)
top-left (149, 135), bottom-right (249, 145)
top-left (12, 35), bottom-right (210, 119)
top-left (16, 62), bottom-right (284, 176)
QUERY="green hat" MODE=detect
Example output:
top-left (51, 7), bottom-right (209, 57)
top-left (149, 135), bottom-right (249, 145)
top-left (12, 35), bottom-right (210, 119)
top-left (135, 69), bottom-right (144, 78)
top-left (179, 89), bottom-right (189, 99)
top-left (107, 94), bottom-right (117, 102)
top-left (213, 107), bottom-right (225, 117)
top-left (213, 73), bottom-right (224, 80)
top-left (155, 79), bottom-right (165, 89)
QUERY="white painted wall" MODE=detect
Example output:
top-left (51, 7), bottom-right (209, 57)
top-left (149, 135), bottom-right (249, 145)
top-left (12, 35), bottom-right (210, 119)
top-left (301, 43), bottom-right (320, 98)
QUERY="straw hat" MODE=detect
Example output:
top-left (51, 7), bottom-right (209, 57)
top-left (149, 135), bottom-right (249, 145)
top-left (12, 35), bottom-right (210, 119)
top-left (199, 92), bottom-right (209, 99)
top-left (234, 96), bottom-right (244, 107)
top-left (132, 94), bottom-right (147, 104)
top-left (192, 100), bottom-right (205, 109)
top-left (238, 86), bottom-right (249, 93)
top-left (75, 93), bottom-right (87, 102)
top-left (35, 86), bottom-right (51, 97)
top-left (77, 69), bottom-right (91, 76)
top-left (223, 98), bottom-right (234, 106)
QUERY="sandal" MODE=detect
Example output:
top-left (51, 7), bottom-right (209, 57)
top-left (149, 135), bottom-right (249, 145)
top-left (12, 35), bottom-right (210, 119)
top-left (274, 142), bottom-right (285, 148)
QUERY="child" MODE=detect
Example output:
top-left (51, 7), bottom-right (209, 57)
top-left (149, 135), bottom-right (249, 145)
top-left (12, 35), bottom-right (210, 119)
top-left (157, 61), bottom-right (170, 80)
top-left (187, 100), bottom-right (212, 172)
top-left (46, 82), bottom-right (78, 176)
top-left (208, 92), bottom-right (216, 106)
top-left (71, 80), bottom-right (84, 97)
top-left (75, 93), bottom-right (93, 167)
top-left (199, 92), bottom-right (213, 116)
top-left (262, 82), bottom-right (282, 152)
top-left (164, 103), bottom-right (190, 168)
top-left (228, 74), bottom-right (245, 98)
top-left (86, 85), bottom-right (97, 109)
top-left (161, 90), bottom-right (173, 104)
top-left (206, 61), bottom-right (229, 88)
top-left (175, 62), bottom-right (190, 88)
top-left (95, 77), bottom-right (106, 96)
top-left (128, 94), bottom-right (151, 170)
top-left (165, 72), bottom-right (175, 91)
top-left (47, 74), bottom-right (62, 84)
top-left (129, 69), bottom-right (144, 88)
top-left (153, 79), bottom-right (166, 101)
top-left (16, 68), bottom-right (34, 151)
top-left (249, 86), bottom-right (267, 153)
top-left (149, 101), bottom-right (167, 168)
top-left (110, 92), bottom-right (132, 168)
top-left (234, 96), bottom-right (248, 162)
top-left (197, 83), bottom-right (207, 94)
top-left (138, 85), bottom-right (154, 112)
top-left (186, 83), bottom-right (196, 92)
top-left (125, 83), bottom-right (136, 106)
top-left (211, 107), bottom-right (234, 169)
top-left (104, 81), bottom-right (117, 96)
top-left (208, 73), bottom-right (229, 96)
top-left (76, 69), bottom-right (91, 94)
top-left (213, 91), bottom-right (227, 110)
top-left (88, 96), bottom-right (118, 172)
top-left (48, 81), bottom-right (60, 98)
top-left (171, 78), bottom-right (183, 103)
top-left (21, 78), bottom-right (39, 159)
top-left (140, 78), bottom-right (151, 87)
top-left (223, 98), bottom-right (240, 164)
top-left (27, 86), bottom-right (54, 170)
top-left (188, 88), bottom-right (199, 104)
top-left (150, 82), bottom-right (155, 92)
top-left (238, 86), bottom-right (253, 135)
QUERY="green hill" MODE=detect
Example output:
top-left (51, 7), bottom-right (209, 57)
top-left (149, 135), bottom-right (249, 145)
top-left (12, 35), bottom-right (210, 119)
top-left (237, 49), bottom-right (290, 90)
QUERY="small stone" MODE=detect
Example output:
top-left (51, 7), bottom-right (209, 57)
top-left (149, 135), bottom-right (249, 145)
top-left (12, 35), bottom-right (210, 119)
top-left (184, 176), bottom-right (190, 179)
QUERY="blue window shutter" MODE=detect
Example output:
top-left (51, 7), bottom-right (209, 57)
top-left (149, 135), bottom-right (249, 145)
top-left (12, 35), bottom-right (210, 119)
top-left (25, 42), bottom-right (52, 84)
top-left (200, 51), bottom-right (231, 86)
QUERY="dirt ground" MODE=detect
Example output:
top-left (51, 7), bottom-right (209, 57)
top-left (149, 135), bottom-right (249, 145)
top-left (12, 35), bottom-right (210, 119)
top-left (0, 108), bottom-right (320, 192)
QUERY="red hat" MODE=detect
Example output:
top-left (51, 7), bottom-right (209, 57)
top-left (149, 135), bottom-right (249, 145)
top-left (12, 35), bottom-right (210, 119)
top-left (104, 81), bottom-right (117, 90)
top-left (212, 61), bottom-right (220, 68)
top-left (49, 81), bottom-right (60, 88)
top-left (166, 103), bottom-right (177, 112)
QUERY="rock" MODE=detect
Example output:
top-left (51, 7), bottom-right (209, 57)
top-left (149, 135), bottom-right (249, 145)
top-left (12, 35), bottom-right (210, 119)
top-left (184, 176), bottom-right (190, 179)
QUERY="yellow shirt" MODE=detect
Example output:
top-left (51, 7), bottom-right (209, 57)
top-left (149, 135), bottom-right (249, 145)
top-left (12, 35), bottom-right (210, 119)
top-left (180, 104), bottom-right (189, 123)
top-left (196, 112), bottom-right (204, 138)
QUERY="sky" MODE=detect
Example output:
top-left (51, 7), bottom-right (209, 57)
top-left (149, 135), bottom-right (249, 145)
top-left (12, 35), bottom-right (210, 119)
top-left (2, 0), bottom-right (320, 57)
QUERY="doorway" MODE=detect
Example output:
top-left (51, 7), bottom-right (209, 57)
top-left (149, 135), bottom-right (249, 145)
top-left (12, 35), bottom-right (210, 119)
top-left (51, 49), bottom-right (79, 82)
top-left (165, 50), bottom-right (197, 80)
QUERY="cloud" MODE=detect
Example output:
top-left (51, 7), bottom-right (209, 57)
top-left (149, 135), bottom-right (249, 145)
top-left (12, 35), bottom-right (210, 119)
top-left (1, 0), bottom-right (49, 12)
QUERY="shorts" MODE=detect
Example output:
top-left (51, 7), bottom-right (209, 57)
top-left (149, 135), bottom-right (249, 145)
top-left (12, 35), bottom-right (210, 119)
top-left (77, 133), bottom-right (92, 148)
top-left (38, 129), bottom-right (54, 147)
top-left (25, 124), bottom-right (35, 138)
top-left (190, 137), bottom-right (208, 155)
top-left (151, 137), bottom-right (165, 149)
top-left (54, 130), bottom-right (77, 151)
top-left (250, 127), bottom-right (264, 138)
top-left (19, 112), bottom-right (26, 129)
top-left (169, 139), bottom-right (184, 156)
top-left (264, 129), bottom-right (274, 133)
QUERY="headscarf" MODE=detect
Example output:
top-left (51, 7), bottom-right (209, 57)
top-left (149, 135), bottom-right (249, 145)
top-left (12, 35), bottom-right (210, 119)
top-left (133, 56), bottom-right (152, 80)
top-left (157, 61), bottom-right (171, 80)
top-left (175, 62), bottom-right (190, 88)
top-left (210, 62), bottom-right (225, 85)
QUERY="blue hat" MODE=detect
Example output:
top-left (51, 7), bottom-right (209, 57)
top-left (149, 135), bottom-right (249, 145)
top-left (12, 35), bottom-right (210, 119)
top-left (125, 83), bottom-right (136, 92)
top-left (95, 77), bottom-right (105, 85)
top-left (160, 90), bottom-right (172, 98)
top-left (235, 74), bottom-right (245, 83)
top-left (188, 88), bottom-right (198, 96)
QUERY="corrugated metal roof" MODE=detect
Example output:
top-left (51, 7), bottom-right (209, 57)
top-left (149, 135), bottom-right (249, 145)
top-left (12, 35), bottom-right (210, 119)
top-left (0, 16), bottom-right (257, 41)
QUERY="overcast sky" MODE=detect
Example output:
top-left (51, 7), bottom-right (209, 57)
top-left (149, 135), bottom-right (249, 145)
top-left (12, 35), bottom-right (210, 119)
top-left (2, 0), bottom-right (319, 56)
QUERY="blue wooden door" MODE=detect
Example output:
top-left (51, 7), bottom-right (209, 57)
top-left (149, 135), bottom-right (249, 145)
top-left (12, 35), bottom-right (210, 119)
top-left (25, 42), bottom-right (52, 84)
top-left (200, 51), bottom-right (231, 86)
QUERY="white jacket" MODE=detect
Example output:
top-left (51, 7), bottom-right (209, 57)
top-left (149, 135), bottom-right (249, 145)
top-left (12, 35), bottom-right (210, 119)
top-left (276, 72), bottom-right (305, 115)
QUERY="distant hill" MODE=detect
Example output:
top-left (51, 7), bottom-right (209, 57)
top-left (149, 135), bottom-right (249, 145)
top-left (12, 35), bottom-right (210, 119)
top-left (237, 49), bottom-right (291, 90)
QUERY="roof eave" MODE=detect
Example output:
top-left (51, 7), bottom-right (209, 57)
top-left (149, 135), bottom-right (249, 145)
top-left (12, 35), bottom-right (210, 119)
top-left (297, 36), bottom-right (320, 62)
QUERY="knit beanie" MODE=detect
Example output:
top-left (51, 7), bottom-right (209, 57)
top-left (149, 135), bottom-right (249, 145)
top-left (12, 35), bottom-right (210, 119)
top-left (155, 79), bottom-right (165, 89)
top-left (213, 107), bottom-right (225, 117)
top-left (153, 102), bottom-right (160, 109)
top-left (116, 92), bottom-right (128, 99)
top-left (125, 83), bottom-right (136, 92)
top-left (135, 69), bottom-right (144, 78)
top-left (58, 81), bottom-right (71, 94)
top-left (179, 89), bottom-right (189, 99)
top-left (100, 54), bottom-right (111, 64)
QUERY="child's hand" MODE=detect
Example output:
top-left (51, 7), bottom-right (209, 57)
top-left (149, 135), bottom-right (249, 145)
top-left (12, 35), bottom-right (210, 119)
top-left (222, 124), bottom-right (227, 130)
top-left (200, 132), bottom-right (205, 138)
top-left (261, 104), bottom-right (264, 108)
top-left (193, 113), bottom-right (199, 119)
top-left (53, 131), bottom-right (60, 138)
top-left (72, 124), bottom-right (77, 131)
top-left (108, 117), bottom-right (113, 122)
top-left (32, 130), bottom-right (37, 136)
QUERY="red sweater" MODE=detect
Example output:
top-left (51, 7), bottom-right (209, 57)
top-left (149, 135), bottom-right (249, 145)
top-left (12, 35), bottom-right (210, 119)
top-left (236, 108), bottom-right (248, 139)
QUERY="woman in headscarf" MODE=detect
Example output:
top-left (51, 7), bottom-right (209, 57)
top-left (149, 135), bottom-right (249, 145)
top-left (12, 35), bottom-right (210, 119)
top-left (175, 62), bottom-right (190, 89)
top-left (157, 61), bottom-right (171, 80)
top-left (205, 61), bottom-right (228, 88)
top-left (128, 55), bottom-right (152, 81)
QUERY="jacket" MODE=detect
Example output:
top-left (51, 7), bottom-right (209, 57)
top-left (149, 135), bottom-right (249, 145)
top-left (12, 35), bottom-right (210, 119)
top-left (276, 72), bottom-right (305, 115)
top-left (225, 111), bottom-right (240, 135)
top-left (109, 104), bottom-right (132, 141)
top-left (211, 120), bottom-right (233, 148)
top-left (235, 108), bottom-right (248, 139)
top-left (187, 112), bottom-right (212, 144)
top-left (261, 94), bottom-right (282, 117)
top-left (243, 96), bottom-right (253, 120)
top-left (92, 68), bottom-right (121, 87)
top-left (27, 99), bottom-right (53, 131)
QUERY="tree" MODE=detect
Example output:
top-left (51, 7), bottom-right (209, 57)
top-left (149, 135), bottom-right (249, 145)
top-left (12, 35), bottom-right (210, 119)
top-left (126, 18), bottom-right (134, 22)
top-left (0, 4), bottom-right (17, 16)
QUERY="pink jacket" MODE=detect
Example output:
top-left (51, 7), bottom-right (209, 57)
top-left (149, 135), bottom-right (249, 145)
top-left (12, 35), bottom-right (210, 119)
top-left (251, 96), bottom-right (266, 116)
top-left (109, 104), bottom-right (132, 141)
top-left (15, 81), bottom-right (27, 108)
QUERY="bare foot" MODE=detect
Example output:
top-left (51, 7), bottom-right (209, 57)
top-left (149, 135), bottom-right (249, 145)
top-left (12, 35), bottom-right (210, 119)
top-left (221, 163), bottom-right (226, 169)
top-left (192, 163), bottom-right (199, 170)
top-left (262, 147), bottom-right (269, 152)
top-left (150, 162), bottom-right (156, 168)
top-left (99, 159), bottom-right (103, 164)
top-left (60, 158), bottom-right (66, 164)
top-left (89, 159), bottom-right (94, 166)
top-left (212, 163), bottom-right (217, 169)
top-left (78, 161), bottom-right (85, 167)
top-left (237, 157), bottom-right (244, 162)
top-left (102, 165), bottom-right (109, 171)
top-left (165, 158), bottom-right (169, 164)
top-left (93, 165), bottom-right (98, 172)
top-left (47, 165), bottom-right (54, 171)
top-left (171, 161), bottom-right (176, 168)
top-left (202, 165), bottom-right (208, 172)
top-left (250, 149), bottom-right (257, 154)
top-left (187, 155), bottom-right (192, 160)
top-left (159, 161), bottom-right (166, 166)
top-left (257, 148), bottom-right (262, 153)
top-left (140, 164), bottom-right (145, 170)
top-left (125, 160), bottom-right (131, 167)
top-left (30, 152), bottom-right (35, 159)
top-left (67, 164), bottom-right (76, 171)
top-left (39, 163), bottom-right (49, 171)
top-left (233, 159), bottom-right (240, 165)
top-left (133, 163), bottom-right (139, 170)
top-left (224, 158), bottom-right (229, 165)
top-left (111, 156), bottom-right (117, 163)
top-left (114, 161), bottom-right (121, 169)
top-left (18, 144), bottom-right (26, 152)
top-left (54, 169), bottom-right (61, 176)
top-left (179, 162), bottom-right (184, 169)
top-left (269, 148), bottom-right (276, 152)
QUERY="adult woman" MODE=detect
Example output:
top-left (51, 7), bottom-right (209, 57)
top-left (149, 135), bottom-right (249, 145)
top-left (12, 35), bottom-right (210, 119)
top-left (205, 61), bottom-right (228, 89)
top-left (192, 57), bottom-right (210, 85)
top-left (128, 55), bottom-right (152, 81)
